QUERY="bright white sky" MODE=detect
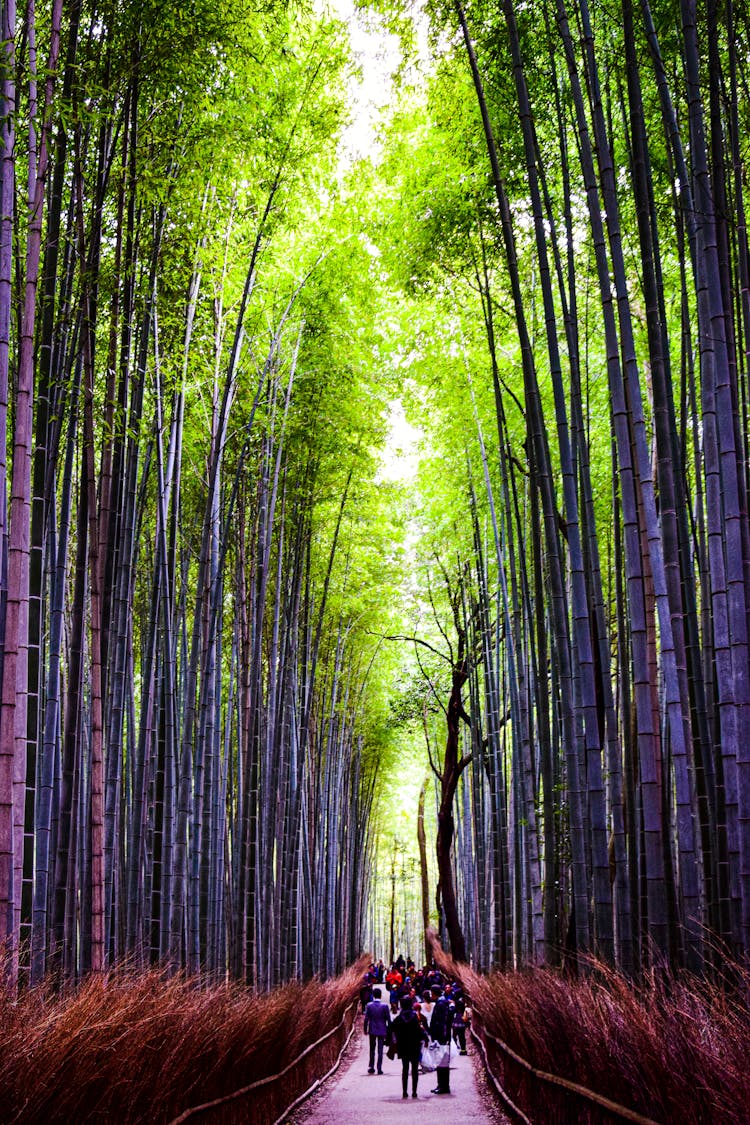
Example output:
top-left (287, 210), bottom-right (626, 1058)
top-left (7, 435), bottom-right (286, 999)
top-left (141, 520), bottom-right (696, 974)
top-left (379, 398), bottom-right (423, 482)
top-left (326, 0), bottom-right (427, 163)
top-left (320, 0), bottom-right (426, 481)
top-left (325, 0), bottom-right (400, 160)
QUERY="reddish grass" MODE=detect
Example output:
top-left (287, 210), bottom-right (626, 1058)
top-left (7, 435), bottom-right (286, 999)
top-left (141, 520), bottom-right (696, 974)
top-left (433, 946), bottom-right (750, 1124)
top-left (0, 958), bottom-right (366, 1124)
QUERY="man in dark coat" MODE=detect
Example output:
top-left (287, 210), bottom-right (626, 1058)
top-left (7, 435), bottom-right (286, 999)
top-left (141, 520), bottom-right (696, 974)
top-left (429, 987), bottom-right (454, 1094)
top-left (391, 996), bottom-right (429, 1098)
top-left (363, 987), bottom-right (392, 1074)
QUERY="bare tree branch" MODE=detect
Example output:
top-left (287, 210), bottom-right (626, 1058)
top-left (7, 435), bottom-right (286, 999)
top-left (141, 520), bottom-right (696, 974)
top-left (427, 567), bottom-right (454, 663)
top-left (422, 701), bottom-right (442, 781)
top-left (457, 752), bottom-right (474, 776)
top-left (377, 632), bottom-right (451, 665)
top-left (413, 644), bottom-right (449, 720)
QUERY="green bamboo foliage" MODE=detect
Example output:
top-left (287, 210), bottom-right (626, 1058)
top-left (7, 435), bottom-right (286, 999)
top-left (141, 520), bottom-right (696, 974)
top-left (398, 0), bottom-right (750, 973)
top-left (0, 0), bottom-right (390, 989)
top-left (3, 0), bottom-right (750, 992)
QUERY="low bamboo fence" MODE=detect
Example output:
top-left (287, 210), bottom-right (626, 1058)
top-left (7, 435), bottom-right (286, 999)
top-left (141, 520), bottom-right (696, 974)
top-left (469, 1006), bottom-right (661, 1125)
top-left (168, 998), bottom-right (359, 1125)
top-left (425, 933), bottom-right (666, 1124)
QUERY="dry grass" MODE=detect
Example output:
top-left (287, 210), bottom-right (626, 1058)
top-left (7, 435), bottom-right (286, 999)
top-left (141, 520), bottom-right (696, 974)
top-left (0, 958), bottom-right (366, 1124)
top-left (432, 942), bottom-right (750, 1124)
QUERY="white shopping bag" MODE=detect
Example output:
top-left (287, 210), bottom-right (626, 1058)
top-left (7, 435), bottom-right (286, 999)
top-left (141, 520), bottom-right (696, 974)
top-left (421, 1041), bottom-right (451, 1071)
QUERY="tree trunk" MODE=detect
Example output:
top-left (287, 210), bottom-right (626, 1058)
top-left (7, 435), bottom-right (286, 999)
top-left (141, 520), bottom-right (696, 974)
top-left (417, 778), bottom-right (430, 955)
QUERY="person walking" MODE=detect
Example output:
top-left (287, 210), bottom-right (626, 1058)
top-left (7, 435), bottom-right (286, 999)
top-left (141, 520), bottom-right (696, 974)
top-left (363, 987), bottom-right (392, 1074)
top-left (391, 996), bottom-right (428, 1099)
top-left (360, 971), bottom-right (374, 1013)
top-left (429, 987), bottom-right (454, 1094)
top-left (452, 991), bottom-right (468, 1055)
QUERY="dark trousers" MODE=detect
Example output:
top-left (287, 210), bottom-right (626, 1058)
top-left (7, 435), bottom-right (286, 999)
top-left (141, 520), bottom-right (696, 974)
top-left (453, 1024), bottom-right (466, 1052)
top-left (368, 1034), bottom-right (385, 1072)
top-left (435, 1063), bottom-right (450, 1092)
top-left (401, 1056), bottom-right (419, 1095)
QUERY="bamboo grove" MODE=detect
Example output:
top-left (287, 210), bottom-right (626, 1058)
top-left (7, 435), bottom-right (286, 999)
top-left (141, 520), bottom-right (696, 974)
top-left (3, 0), bottom-right (750, 994)
top-left (0, 0), bottom-right (401, 989)
top-left (390, 0), bottom-right (750, 976)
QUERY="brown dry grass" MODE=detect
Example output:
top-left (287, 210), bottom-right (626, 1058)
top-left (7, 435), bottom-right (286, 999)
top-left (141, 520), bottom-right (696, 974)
top-left (432, 941), bottom-right (750, 1124)
top-left (0, 958), bottom-right (366, 1124)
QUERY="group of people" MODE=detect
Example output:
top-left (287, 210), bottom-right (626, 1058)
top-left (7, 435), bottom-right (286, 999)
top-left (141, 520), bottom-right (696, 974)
top-left (360, 957), bottom-right (471, 1100)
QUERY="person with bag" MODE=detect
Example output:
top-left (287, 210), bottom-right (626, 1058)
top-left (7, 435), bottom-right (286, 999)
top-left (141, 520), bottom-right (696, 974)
top-left (429, 988), bottom-right (454, 1094)
top-left (363, 987), bottom-right (392, 1074)
top-left (391, 995), bottom-right (429, 1099)
top-left (420, 1037), bottom-right (451, 1074)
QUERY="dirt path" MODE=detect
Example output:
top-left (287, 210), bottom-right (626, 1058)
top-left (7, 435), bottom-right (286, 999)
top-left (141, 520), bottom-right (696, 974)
top-left (288, 1027), bottom-right (509, 1123)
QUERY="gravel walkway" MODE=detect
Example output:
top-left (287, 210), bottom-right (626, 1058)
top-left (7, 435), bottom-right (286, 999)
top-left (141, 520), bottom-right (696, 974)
top-left (288, 1027), bottom-right (510, 1123)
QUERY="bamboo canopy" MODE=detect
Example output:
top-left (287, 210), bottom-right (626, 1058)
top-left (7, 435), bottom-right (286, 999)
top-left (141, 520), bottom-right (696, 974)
top-left (1, 0), bottom-right (750, 988)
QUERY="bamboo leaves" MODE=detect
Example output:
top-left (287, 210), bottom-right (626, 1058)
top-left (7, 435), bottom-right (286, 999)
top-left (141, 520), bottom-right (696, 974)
top-left (0, 0), bottom-right (395, 989)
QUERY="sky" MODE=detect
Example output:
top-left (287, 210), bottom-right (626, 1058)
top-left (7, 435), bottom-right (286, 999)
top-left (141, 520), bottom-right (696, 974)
top-left (327, 0), bottom-right (428, 164)
top-left (379, 398), bottom-right (423, 482)
top-left (320, 0), bottom-right (425, 481)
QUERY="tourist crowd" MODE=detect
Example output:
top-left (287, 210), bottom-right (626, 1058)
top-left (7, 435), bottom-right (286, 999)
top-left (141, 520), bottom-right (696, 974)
top-left (360, 956), bottom-right (471, 1099)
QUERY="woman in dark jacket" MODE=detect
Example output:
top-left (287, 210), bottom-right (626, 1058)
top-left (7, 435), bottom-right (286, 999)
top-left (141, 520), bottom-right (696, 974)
top-left (391, 996), bottom-right (429, 1098)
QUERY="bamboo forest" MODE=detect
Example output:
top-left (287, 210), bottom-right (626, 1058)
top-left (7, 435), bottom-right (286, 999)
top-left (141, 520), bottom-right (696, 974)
top-left (2, 0), bottom-right (750, 1119)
